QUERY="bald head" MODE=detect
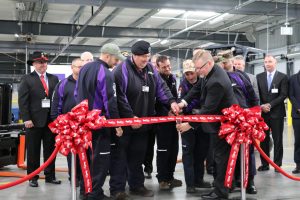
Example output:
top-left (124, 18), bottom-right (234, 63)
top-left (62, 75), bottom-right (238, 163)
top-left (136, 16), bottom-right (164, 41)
top-left (81, 51), bottom-right (94, 65)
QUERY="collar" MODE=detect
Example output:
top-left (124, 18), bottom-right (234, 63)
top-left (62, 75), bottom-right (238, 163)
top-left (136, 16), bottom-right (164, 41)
top-left (96, 58), bottom-right (110, 69)
top-left (267, 70), bottom-right (276, 77)
top-left (35, 70), bottom-right (46, 78)
top-left (205, 65), bottom-right (217, 80)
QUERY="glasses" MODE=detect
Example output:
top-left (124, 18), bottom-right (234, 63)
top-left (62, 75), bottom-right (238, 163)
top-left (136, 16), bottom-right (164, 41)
top-left (196, 61), bottom-right (209, 70)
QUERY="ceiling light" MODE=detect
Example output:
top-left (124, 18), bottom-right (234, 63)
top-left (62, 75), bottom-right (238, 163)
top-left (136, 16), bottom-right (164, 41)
top-left (158, 9), bottom-right (185, 15)
top-left (199, 42), bottom-right (215, 48)
top-left (160, 39), bottom-right (169, 45)
top-left (150, 39), bottom-right (161, 45)
top-left (14, 33), bottom-right (19, 38)
top-left (184, 11), bottom-right (217, 18)
top-left (209, 13), bottom-right (229, 24)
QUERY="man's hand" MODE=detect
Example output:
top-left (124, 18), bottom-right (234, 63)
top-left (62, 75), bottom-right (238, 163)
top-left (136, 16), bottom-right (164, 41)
top-left (115, 127), bottom-right (123, 137)
top-left (176, 122), bottom-right (192, 134)
top-left (261, 104), bottom-right (271, 113)
top-left (297, 109), bottom-right (300, 114)
top-left (131, 116), bottom-right (142, 129)
top-left (178, 102), bottom-right (185, 109)
top-left (170, 102), bottom-right (180, 115)
top-left (24, 120), bottom-right (34, 128)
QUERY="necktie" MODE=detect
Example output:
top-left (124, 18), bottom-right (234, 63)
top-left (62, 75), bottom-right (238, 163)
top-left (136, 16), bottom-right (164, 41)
top-left (40, 74), bottom-right (49, 96)
top-left (267, 73), bottom-right (272, 91)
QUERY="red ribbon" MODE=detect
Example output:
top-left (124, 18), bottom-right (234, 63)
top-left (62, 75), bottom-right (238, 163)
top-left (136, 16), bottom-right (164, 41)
top-left (48, 100), bottom-right (106, 194)
top-left (219, 104), bottom-right (269, 188)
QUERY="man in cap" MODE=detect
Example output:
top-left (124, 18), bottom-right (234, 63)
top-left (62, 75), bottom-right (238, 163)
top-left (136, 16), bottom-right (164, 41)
top-left (178, 59), bottom-right (211, 193)
top-left (76, 43), bottom-right (124, 200)
top-left (18, 51), bottom-right (60, 187)
top-left (110, 40), bottom-right (180, 199)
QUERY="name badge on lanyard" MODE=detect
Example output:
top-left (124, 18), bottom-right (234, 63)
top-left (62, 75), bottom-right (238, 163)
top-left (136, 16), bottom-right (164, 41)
top-left (142, 85), bottom-right (149, 93)
top-left (41, 98), bottom-right (51, 108)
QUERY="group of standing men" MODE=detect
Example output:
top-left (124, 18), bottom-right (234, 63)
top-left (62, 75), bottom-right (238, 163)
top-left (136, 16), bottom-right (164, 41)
top-left (18, 39), bottom-right (300, 200)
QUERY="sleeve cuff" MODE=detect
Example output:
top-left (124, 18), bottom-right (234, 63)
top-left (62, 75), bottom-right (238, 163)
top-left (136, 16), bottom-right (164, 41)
top-left (181, 99), bottom-right (188, 107)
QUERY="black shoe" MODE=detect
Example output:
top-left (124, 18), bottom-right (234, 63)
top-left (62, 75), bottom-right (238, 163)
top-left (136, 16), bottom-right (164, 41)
top-left (111, 192), bottom-right (129, 200)
top-left (45, 178), bottom-right (62, 184)
top-left (292, 168), bottom-right (300, 174)
top-left (246, 183), bottom-right (257, 194)
top-left (195, 180), bottom-right (212, 188)
top-left (29, 179), bottom-right (38, 187)
top-left (130, 186), bottom-right (154, 197)
top-left (257, 165), bottom-right (269, 171)
top-left (79, 193), bottom-right (88, 200)
top-left (201, 191), bottom-right (228, 199)
top-left (169, 178), bottom-right (182, 188)
top-left (274, 169), bottom-right (280, 173)
top-left (144, 171), bottom-right (152, 179)
top-left (186, 186), bottom-right (196, 193)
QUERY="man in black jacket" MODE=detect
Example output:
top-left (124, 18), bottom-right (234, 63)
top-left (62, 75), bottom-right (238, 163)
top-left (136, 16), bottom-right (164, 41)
top-left (110, 40), bottom-right (179, 199)
top-left (256, 55), bottom-right (288, 172)
top-left (177, 49), bottom-right (237, 199)
top-left (18, 51), bottom-right (60, 187)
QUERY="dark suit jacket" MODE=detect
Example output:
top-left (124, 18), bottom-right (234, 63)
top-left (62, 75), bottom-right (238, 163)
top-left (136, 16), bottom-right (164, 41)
top-left (256, 71), bottom-right (288, 119)
top-left (184, 65), bottom-right (237, 133)
top-left (18, 71), bottom-right (59, 127)
top-left (289, 71), bottom-right (300, 119)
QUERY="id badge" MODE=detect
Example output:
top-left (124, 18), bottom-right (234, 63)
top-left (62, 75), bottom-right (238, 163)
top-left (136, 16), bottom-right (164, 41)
top-left (271, 88), bottom-right (278, 94)
top-left (142, 85), bottom-right (149, 93)
top-left (41, 98), bottom-right (50, 108)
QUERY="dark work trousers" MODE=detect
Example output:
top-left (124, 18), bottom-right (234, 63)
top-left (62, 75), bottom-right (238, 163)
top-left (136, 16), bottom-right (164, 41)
top-left (143, 125), bottom-right (156, 173)
top-left (181, 126), bottom-right (210, 187)
top-left (293, 119), bottom-right (300, 164)
top-left (25, 126), bottom-right (56, 181)
top-left (156, 122), bottom-right (179, 182)
top-left (234, 145), bottom-right (256, 185)
top-left (260, 118), bottom-right (284, 167)
top-left (109, 129), bottom-right (149, 195)
top-left (206, 134), bottom-right (215, 172)
top-left (88, 128), bottom-right (111, 200)
top-left (211, 133), bottom-right (231, 198)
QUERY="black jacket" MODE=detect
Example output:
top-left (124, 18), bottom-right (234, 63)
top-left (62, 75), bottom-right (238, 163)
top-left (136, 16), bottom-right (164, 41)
top-left (183, 65), bottom-right (237, 133)
top-left (18, 71), bottom-right (59, 127)
top-left (288, 71), bottom-right (300, 119)
top-left (51, 75), bottom-right (77, 120)
top-left (256, 71), bottom-right (288, 119)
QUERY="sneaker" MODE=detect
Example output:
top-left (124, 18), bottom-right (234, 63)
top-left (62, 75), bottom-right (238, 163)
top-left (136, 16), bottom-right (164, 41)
top-left (130, 186), bottom-right (154, 197)
top-left (195, 180), bottom-right (212, 188)
top-left (169, 178), bottom-right (182, 188)
top-left (111, 192), bottom-right (129, 200)
top-left (186, 186), bottom-right (196, 193)
top-left (159, 181), bottom-right (171, 190)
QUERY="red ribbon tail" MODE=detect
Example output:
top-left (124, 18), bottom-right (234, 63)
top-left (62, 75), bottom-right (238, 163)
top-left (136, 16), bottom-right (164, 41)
top-left (78, 147), bottom-right (92, 194)
top-left (243, 144), bottom-right (250, 188)
top-left (225, 143), bottom-right (240, 188)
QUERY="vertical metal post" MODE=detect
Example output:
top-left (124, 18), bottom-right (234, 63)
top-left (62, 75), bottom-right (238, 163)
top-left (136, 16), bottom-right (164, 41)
top-left (240, 144), bottom-right (246, 200)
top-left (25, 44), bottom-right (28, 74)
top-left (71, 153), bottom-right (77, 200)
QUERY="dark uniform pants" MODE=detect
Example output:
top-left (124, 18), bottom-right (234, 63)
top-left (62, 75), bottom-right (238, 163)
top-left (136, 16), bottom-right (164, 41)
top-left (88, 128), bottom-right (111, 200)
top-left (260, 118), bottom-right (284, 167)
top-left (143, 125), bottom-right (156, 173)
top-left (109, 129), bottom-right (149, 194)
top-left (181, 127), bottom-right (209, 187)
top-left (26, 126), bottom-right (56, 181)
top-left (293, 119), bottom-right (300, 164)
top-left (156, 122), bottom-right (179, 182)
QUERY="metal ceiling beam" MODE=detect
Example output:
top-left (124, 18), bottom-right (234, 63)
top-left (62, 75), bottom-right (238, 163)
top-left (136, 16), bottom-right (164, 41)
top-left (128, 9), bottom-right (160, 27)
top-left (158, 13), bottom-right (186, 28)
top-left (21, 0), bottom-right (300, 18)
top-left (0, 20), bottom-right (251, 44)
top-left (55, 5), bottom-right (85, 44)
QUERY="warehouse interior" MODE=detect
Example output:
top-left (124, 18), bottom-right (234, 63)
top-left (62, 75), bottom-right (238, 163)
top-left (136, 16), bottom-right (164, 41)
top-left (1, 0), bottom-right (300, 200)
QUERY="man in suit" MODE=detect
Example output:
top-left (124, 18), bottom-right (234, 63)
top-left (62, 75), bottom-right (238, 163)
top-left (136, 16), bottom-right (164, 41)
top-left (256, 55), bottom-right (288, 172)
top-left (178, 50), bottom-right (237, 199)
top-left (18, 51), bottom-right (60, 187)
top-left (288, 70), bottom-right (300, 173)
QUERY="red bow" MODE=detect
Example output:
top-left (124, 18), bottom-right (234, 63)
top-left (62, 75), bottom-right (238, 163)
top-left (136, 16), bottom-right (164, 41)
top-left (219, 105), bottom-right (268, 188)
top-left (49, 100), bottom-right (106, 193)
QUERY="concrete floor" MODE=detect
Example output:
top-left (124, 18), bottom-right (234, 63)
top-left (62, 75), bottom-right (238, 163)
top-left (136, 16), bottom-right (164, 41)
top-left (1, 124), bottom-right (300, 200)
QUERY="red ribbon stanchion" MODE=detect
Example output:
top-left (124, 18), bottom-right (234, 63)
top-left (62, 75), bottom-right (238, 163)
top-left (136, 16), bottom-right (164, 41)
top-left (219, 105), bottom-right (268, 188)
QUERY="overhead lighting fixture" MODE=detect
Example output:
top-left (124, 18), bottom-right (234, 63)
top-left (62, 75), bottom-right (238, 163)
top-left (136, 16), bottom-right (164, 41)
top-left (184, 11), bottom-right (217, 18)
top-left (160, 39), bottom-right (169, 45)
top-left (14, 33), bottom-right (20, 38)
top-left (150, 39), bottom-right (161, 46)
top-left (158, 9), bottom-right (185, 15)
top-left (199, 42), bottom-right (216, 48)
top-left (209, 13), bottom-right (229, 24)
